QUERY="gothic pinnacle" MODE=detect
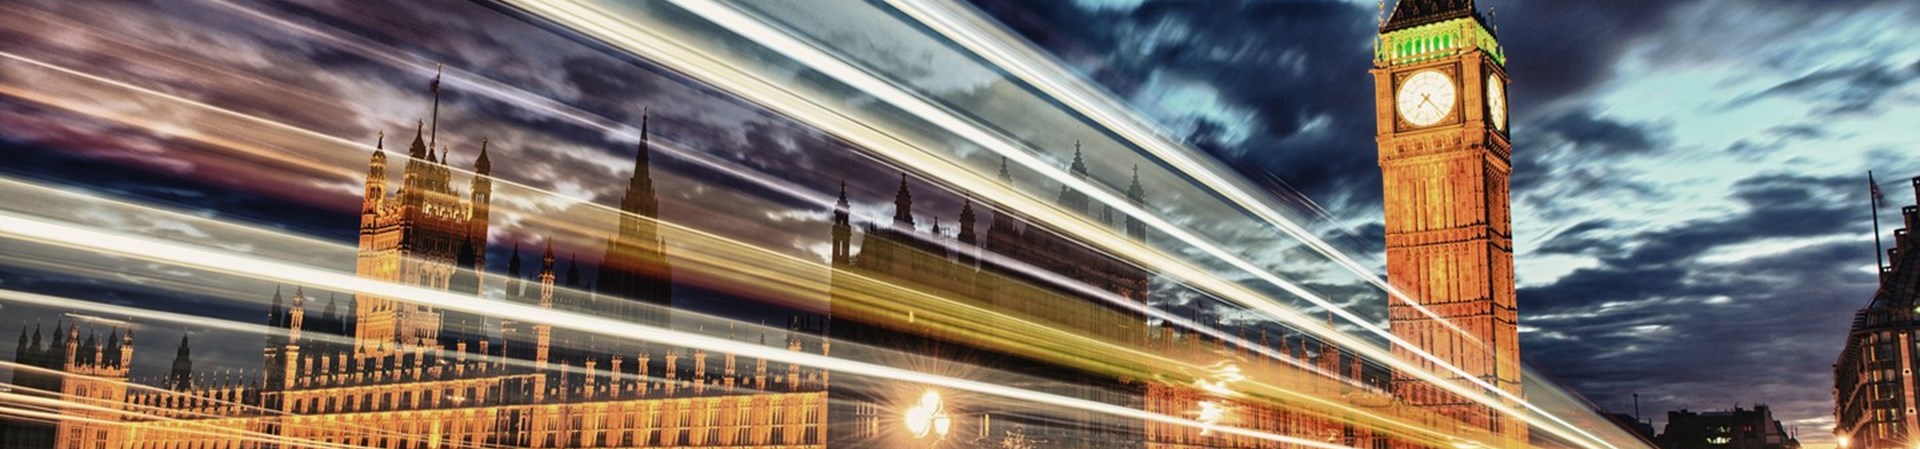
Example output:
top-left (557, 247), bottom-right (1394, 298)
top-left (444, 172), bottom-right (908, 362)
top-left (476, 137), bottom-right (492, 174)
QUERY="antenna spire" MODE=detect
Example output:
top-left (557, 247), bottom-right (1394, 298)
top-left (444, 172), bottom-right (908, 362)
top-left (1871, 171), bottom-right (1887, 285)
top-left (428, 64), bottom-right (444, 151)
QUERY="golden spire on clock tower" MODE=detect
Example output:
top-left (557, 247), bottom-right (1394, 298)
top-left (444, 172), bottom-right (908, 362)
top-left (1373, 0), bottom-right (1522, 447)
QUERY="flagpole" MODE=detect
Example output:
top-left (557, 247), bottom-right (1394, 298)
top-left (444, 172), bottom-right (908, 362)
top-left (429, 63), bottom-right (443, 152)
top-left (1872, 171), bottom-right (1885, 285)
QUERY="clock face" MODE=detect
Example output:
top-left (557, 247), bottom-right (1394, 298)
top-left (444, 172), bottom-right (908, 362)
top-left (1487, 74), bottom-right (1507, 131)
top-left (1396, 70), bottom-right (1456, 127)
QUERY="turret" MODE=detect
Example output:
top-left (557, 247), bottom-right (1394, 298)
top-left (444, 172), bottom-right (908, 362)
top-left (364, 132), bottom-right (388, 217)
top-left (468, 138), bottom-right (493, 266)
top-left (116, 328), bottom-right (133, 369)
top-left (267, 286), bottom-right (284, 329)
top-left (958, 200), bottom-right (977, 246)
top-left (1057, 141), bottom-right (1091, 215)
top-left (27, 321), bottom-right (43, 368)
top-left (100, 327), bottom-right (124, 368)
top-left (289, 287), bottom-right (306, 338)
top-left (541, 240), bottom-right (556, 307)
top-left (403, 121), bottom-right (428, 201)
top-left (166, 334), bottom-right (192, 391)
top-left (81, 331), bottom-right (98, 367)
top-left (893, 173), bottom-right (915, 230)
top-left (62, 322), bottom-right (78, 367)
top-left (832, 181), bottom-right (853, 266)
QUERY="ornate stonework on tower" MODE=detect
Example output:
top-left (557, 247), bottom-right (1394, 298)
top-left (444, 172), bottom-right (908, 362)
top-left (353, 70), bottom-right (493, 355)
top-left (593, 110), bottom-right (675, 329)
top-left (1371, 0), bottom-right (1524, 446)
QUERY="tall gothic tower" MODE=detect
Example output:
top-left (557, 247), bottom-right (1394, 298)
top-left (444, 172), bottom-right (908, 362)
top-left (353, 71), bottom-right (492, 355)
top-left (1371, 0), bottom-right (1522, 446)
top-left (594, 111), bottom-right (675, 329)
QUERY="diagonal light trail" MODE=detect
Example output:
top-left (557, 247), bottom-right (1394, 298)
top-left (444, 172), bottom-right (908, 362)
top-left (0, 2), bottom-right (1620, 445)
top-left (875, 0), bottom-right (1473, 344)
top-left (0, 211), bottom-right (1372, 449)
top-left (0, 13), bottom-right (1358, 391)
top-left (488, 3), bottom-right (1619, 449)
top-left (856, 3), bottom-right (1654, 449)
top-left (0, 169), bottom-right (1466, 447)
top-left (0, 33), bottom-right (1347, 393)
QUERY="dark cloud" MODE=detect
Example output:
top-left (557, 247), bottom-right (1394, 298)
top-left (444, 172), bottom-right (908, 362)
top-left (1518, 171), bottom-right (1877, 420)
top-left (969, 0), bottom-right (1383, 211)
top-left (1477, 0), bottom-right (1694, 115)
top-left (1535, 219), bottom-right (1621, 256)
top-left (1535, 110), bottom-right (1665, 155)
top-left (1729, 59), bottom-right (1920, 114)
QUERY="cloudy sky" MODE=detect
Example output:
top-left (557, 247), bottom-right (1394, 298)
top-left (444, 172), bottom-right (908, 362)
top-left (0, 0), bottom-right (1917, 445)
top-left (970, 0), bottom-right (1920, 442)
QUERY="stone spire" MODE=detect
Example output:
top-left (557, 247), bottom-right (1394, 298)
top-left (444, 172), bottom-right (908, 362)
top-left (893, 173), bottom-right (915, 229)
top-left (958, 200), bottom-right (977, 246)
top-left (1382, 0), bottom-right (1481, 32)
top-left (1126, 164), bottom-right (1148, 242)
top-left (596, 108), bottom-right (674, 326)
top-left (1068, 140), bottom-right (1088, 177)
top-left (1057, 141), bottom-right (1091, 214)
top-left (267, 286), bottom-right (284, 328)
top-left (831, 181), bottom-right (854, 266)
top-left (475, 138), bottom-right (492, 175)
top-left (166, 334), bottom-right (192, 391)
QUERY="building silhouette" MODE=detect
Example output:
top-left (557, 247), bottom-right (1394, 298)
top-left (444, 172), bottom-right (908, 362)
top-left (1657, 406), bottom-right (1800, 449)
top-left (1834, 175), bottom-right (1920, 449)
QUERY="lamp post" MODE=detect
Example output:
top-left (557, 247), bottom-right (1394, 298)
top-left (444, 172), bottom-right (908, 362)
top-left (905, 390), bottom-right (952, 447)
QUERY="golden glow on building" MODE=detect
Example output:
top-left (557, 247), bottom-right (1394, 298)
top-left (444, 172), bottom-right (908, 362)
top-left (1372, 2), bottom-right (1525, 448)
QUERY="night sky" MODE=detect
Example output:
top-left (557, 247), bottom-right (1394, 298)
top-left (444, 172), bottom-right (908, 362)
top-left (1, 1), bottom-right (1918, 445)
top-left (969, 0), bottom-right (1920, 442)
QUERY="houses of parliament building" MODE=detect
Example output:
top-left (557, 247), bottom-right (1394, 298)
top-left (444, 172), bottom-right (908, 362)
top-left (0, 1), bottom-right (1524, 448)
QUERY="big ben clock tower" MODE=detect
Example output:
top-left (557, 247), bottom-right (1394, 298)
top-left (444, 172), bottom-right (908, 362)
top-left (1372, 1), bottom-right (1524, 447)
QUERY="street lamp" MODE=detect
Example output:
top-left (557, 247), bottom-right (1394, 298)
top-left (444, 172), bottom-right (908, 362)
top-left (905, 390), bottom-right (952, 446)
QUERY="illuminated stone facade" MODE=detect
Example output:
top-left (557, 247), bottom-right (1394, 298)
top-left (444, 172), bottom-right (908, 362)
top-left (3, 323), bottom-right (136, 449)
top-left (1834, 176), bottom-right (1920, 449)
top-left (1372, 1), bottom-right (1525, 447)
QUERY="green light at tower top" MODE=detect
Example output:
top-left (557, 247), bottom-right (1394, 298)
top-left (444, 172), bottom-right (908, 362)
top-left (1375, 18), bottom-right (1504, 67)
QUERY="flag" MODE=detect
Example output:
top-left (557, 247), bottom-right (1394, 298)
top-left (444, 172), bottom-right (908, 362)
top-left (1870, 171), bottom-right (1886, 208)
top-left (429, 64), bottom-right (442, 94)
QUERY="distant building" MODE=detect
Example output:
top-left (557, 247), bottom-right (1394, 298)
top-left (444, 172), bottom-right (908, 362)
top-left (1607, 412), bottom-right (1657, 442)
top-left (1834, 175), bottom-right (1920, 449)
top-left (1657, 406), bottom-right (1801, 449)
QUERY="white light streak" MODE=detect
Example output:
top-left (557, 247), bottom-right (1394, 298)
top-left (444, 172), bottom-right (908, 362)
top-left (488, 3), bottom-right (1614, 449)
top-left (0, 211), bottom-right (1360, 449)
